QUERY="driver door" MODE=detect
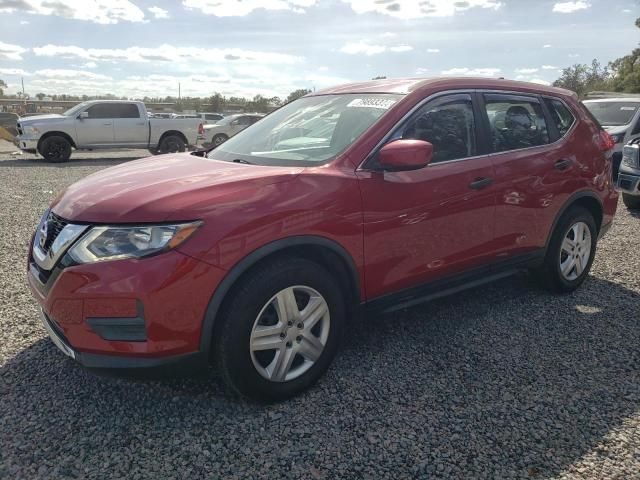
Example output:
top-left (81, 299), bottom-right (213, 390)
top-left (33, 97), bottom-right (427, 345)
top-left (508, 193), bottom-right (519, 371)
top-left (74, 104), bottom-right (116, 147)
top-left (356, 93), bottom-right (497, 299)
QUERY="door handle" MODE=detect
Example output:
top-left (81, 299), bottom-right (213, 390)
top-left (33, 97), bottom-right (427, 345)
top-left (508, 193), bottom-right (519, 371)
top-left (103, 123), bottom-right (113, 126)
top-left (554, 159), bottom-right (572, 171)
top-left (136, 122), bottom-right (145, 126)
top-left (469, 177), bottom-right (494, 190)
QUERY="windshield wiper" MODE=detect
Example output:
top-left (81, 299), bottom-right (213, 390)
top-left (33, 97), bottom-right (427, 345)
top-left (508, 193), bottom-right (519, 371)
top-left (232, 158), bottom-right (253, 165)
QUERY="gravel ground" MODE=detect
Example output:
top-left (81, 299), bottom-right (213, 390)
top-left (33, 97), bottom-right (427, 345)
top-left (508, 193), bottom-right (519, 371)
top-left (1, 145), bottom-right (639, 479)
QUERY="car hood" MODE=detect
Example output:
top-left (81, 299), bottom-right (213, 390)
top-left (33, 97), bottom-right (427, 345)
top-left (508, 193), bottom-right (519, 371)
top-left (19, 114), bottom-right (67, 124)
top-left (51, 153), bottom-right (304, 223)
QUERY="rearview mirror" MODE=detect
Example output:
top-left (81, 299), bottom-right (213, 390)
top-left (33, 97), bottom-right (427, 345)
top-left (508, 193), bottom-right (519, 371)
top-left (78, 111), bottom-right (89, 119)
top-left (378, 139), bottom-right (433, 171)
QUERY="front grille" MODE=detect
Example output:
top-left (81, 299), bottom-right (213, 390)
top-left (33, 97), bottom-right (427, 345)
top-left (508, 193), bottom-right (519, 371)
top-left (42, 212), bottom-right (68, 253)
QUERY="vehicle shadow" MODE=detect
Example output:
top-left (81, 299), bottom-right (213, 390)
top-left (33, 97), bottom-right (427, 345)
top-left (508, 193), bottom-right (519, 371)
top-left (1, 274), bottom-right (638, 477)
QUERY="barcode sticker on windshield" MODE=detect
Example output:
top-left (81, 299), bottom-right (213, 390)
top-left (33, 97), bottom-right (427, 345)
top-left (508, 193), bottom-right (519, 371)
top-left (347, 98), bottom-right (396, 109)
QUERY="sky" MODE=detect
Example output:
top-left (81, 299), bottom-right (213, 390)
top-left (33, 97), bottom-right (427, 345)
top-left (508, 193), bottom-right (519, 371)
top-left (0, 0), bottom-right (638, 100)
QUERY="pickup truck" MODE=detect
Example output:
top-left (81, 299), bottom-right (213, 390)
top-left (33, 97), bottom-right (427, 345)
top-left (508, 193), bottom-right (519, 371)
top-left (15, 100), bottom-right (203, 162)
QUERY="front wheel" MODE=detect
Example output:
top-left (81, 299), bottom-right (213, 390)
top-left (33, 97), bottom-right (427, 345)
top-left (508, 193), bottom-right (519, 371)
top-left (38, 136), bottom-right (71, 162)
top-left (535, 206), bottom-right (597, 293)
top-left (212, 134), bottom-right (228, 147)
top-left (213, 257), bottom-right (345, 401)
top-left (622, 193), bottom-right (640, 210)
top-left (157, 135), bottom-right (186, 154)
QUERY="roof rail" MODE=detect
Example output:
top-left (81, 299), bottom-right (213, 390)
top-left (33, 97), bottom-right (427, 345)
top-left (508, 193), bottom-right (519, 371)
top-left (585, 91), bottom-right (640, 99)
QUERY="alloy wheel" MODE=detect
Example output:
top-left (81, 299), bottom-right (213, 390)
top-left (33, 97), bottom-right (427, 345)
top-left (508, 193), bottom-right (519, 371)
top-left (559, 221), bottom-right (592, 281)
top-left (249, 285), bottom-right (330, 382)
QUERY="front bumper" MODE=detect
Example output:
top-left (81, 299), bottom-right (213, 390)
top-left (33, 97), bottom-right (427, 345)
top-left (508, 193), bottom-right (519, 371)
top-left (28, 247), bottom-right (226, 367)
top-left (617, 165), bottom-right (640, 196)
top-left (15, 135), bottom-right (39, 152)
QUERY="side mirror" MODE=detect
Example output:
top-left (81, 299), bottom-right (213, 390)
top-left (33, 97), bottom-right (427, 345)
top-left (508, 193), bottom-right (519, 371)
top-left (378, 139), bottom-right (433, 171)
top-left (78, 111), bottom-right (89, 120)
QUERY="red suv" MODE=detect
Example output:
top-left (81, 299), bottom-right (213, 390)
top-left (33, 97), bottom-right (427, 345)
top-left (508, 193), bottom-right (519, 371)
top-left (28, 78), bottom-right (618, 400)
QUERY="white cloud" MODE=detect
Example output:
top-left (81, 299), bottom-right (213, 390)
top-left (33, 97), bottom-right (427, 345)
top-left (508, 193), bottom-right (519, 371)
top-left (622, 9), bottom-right (631, 13)
top-left (389, 45), bottom-right (413, 52)
top-left (416, 68), bottom-right (429, 75)
top-left (380, 32), bottom-right (396, 38)
top-left (552, 1), bottom-right (590, 13)
top-left (0, 0), bottom-right (146, 24)
top-left (318, 66), bottom-right (329, 71)
top-left (542, 65), bottom-right (559, 70)
top-left (34, 69), bottom-right (112, 81)
top-left (515, 68), bottom-right (539, 74)
top-left (441, 67), bottom-right (501, 76)
top-left (0, 41), bottom-right (27, 60)
top-left (340, 41), bottom-right (412, 55)
top-left (427, 48), bottom-right (440, 53)
top-left (543, 44), bottom-right (552, 48)
top-left (343, 0), bottom-right (502, 19)
top-left (515, 75), bottom-right (551, 85)
top-left (182, 0), bottom-right (316, 16)
top-left (33, 44), bottom-right (301, 65)
top-left (148, 6), bottom-right (169, 18)
top-left (82, 61), bottom-right (98, 69)
top-left (20, 20), bottom-right (29, 24)
top-left (0, 67), bottom-right (28, 76)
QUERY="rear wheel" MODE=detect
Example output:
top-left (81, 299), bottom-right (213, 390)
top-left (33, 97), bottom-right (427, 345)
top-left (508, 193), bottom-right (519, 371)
top-left (214, 257), bottom-right (345, 401)
top-left (622, 193), bottom-right (640, 210)
top-left (157, 135), bottom-right (186, 154)
top-left (535, 206), bottom-right (597, 293)
top-left (212, 134), bottom-right (228, 147)
top-left (38, 136), bottom-right (71, 162)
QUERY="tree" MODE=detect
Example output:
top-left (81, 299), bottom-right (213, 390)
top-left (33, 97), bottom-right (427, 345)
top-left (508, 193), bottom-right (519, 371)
top-left (372, 76), bottom-right (387, 80)
top-left (209, 92), bottom-right (225, 112)
top-left (552, 59), bottom-right (611, 98)
top-left (286, 88), bottom-right (311, 104)
top-left (36, 92), bottom-right (45, 101)
top-left (607, 17), bottom-right (640, 93)
top-left (0, 79), bottom-right (6, 97)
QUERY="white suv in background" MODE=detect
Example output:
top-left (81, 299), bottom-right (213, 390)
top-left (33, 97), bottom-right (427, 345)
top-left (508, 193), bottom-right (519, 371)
top-left (202, 113), bottom-right (264, 146)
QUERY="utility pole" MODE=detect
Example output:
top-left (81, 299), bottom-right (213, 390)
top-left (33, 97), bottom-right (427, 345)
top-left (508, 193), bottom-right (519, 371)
top-left (21, 77), bottom-right (25, 102)
top-left (178, 82), bottom-right (181, 112)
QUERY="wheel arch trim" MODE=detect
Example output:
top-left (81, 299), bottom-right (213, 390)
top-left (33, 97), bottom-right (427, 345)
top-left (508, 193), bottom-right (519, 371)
top-left (198, 235), bottom-right (361, 355)
top-left (544, 190), bottom-right (604, 251)
top-left (37, 131), bottom-right (77, 150)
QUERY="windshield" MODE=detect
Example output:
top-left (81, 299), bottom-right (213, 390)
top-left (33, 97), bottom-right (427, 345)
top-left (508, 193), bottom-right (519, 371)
top-left (207, 94), bottom-right (401, 166)
top-left (63, 102), bottom-right (91, 116)
top-left (584, 101), bottom-right (640, 127)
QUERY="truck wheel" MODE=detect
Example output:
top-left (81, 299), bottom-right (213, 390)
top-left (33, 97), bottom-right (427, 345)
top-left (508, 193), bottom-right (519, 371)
top-left (158, 135), bottom-right (186, 154)
top-left (212, 134), bottom-right (228, 147)
top-left (38, 136), bottom-right (71, 162)
top-left (213, 257), bottom-right (345, 401)
top-left (622, 193), bottom-right (640, 210)
top-left (534, 206), bottom-right (597, 293)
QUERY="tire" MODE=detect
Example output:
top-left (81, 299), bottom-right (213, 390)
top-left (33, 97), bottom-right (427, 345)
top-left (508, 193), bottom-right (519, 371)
top-left (157, 135), bottom-right (186, 154)
top-left (38, 135), bottom-right (71, 162)
top-left (622, 193), bottom-right (640, 210)
top-left (535, 206), bottom-right (597, 293)
top-left (213, 257), bottom-right (345, 401)
top-left (212, 134), bottom-right (228, 147)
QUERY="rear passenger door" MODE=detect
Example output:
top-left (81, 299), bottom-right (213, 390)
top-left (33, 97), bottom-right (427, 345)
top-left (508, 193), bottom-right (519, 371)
top-left (480, 92), bottom-right (577, 257)
top-left (358, 93), bottom-right (497, 298)
top-left (113, 103), bottom-right (148, 146)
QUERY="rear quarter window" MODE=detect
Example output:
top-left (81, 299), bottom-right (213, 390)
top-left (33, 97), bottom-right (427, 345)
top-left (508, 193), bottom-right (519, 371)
top-left (544, 98), bottom-right (575, 137)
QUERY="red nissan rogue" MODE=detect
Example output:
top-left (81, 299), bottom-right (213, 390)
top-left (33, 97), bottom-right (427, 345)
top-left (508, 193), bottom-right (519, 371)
top-left (28, 78), bottom-right (618, 400)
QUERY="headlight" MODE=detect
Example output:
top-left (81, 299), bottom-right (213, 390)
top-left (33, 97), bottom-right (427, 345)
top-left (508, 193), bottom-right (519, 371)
top-left (22, 125), bottom-right (40, 135)
top-left (610, 133), bottom-right (625, 144)
top-left (68, 222), bottom-right (202, 264)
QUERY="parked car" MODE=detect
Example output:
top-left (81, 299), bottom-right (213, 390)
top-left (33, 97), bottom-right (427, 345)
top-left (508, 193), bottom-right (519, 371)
top-left (28, 78), bottom-right (618, 400)
top-left (617, 140), bottom-right (640, 209)
top-left (202, 113), bottom-right (264, 146)
top-left (15, 100), bottom-right (202, 162)
top-left (197, 112), bottom-right (224, 124)
top-left (582, 97), bottom-right (640, 178)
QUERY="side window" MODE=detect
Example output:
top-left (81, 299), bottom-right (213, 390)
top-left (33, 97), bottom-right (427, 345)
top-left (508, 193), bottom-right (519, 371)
top-left (484, 95), bottom-right (549, 152)
top-left (86, 104), bottom-right (113, 119)
top-left (205, 114), bottom-right (221, 121)
top-left (398, 95), bottom-right (476, 163)
top-left (250, 116), bottom-right (262, 124)
top-left (544, 98), bottom-right (575, 137)
top-left (113, 104), bottom-right (140, 119)
top-left (235, 116), bottom-right (251, 126)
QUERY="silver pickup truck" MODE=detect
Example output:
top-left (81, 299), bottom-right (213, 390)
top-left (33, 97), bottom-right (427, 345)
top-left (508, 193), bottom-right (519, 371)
top-left (15, 100), bottom-right (202, 162)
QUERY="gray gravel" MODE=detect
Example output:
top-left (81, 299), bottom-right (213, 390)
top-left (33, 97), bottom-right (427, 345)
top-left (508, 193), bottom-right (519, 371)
top-left (1, 146), bottom-right (639, 479)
